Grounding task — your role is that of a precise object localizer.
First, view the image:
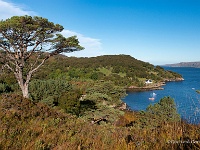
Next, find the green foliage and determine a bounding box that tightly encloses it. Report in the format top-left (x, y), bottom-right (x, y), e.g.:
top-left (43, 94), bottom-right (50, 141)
top-left (68, 68), bottom-right (81, 79)
top-left (0, 83), bottom-right (13, 93)
top-left (79, 100), bottom-right (97, 114)
top-left (27, 55), bottom-right (182, 88)
top-left (90, 72), bottom-right (99, 80)
top-left (86, 92), bottom-right (112, 102)
top-left (0, 72), bottom-right (16, 85)
top-left (146, 96), bottom-right (180, 122)
top-left (58, 90), bottom-right (81, 115)
top-left (85, 81), bottom-right (126, 105)
top-left (134, 97), bottom-right (181, 128)
top-left (29, 79), bottom-right (100, 116)
top-left (29, 79), bottom-right (72, 104)
top-left (116, 97), bottom-right (181, 130)
top-left (54, 80), bottom-right (126, 117)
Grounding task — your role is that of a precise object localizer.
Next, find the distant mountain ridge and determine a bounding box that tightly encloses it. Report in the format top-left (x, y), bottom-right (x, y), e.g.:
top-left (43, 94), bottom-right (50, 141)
top-left (165, 61), bottom-right (200, 68)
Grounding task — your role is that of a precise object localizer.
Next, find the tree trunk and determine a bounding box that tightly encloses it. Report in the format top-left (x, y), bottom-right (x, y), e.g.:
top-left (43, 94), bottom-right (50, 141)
top-left (15, 71), bottom-right (30, 99)
top-left (21, 84), bottom-right (29, 98)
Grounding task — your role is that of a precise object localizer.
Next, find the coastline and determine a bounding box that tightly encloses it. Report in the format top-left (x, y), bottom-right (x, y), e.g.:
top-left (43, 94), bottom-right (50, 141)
top-left (126, 78), bottom-right (184, 92)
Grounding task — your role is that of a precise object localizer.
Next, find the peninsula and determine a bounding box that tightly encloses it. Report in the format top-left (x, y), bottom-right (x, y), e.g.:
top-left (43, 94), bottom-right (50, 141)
top-left (165, 61), bottom-right (200, 68)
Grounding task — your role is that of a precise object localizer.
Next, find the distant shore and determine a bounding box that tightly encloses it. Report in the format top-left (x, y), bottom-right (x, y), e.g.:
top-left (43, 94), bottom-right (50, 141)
top-left (126, 78), bottom-right (184, 92)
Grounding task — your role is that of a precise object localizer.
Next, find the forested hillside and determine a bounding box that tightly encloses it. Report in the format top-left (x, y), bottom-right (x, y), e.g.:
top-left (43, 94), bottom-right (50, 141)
top-left (0, 53), bottom-right (181, 86)
top-left (34, 54), bottom-right (182, 87)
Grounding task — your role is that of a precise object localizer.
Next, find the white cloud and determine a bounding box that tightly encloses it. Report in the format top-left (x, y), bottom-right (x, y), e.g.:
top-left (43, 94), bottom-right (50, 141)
top-left (0, 0), bottom-right (36, 20)
top-left (62, 30), bottom-right (102, 51)
top-left (61, 30), bottom-right (104, 57)
top-left (0, 0), bottom-right (104, 57)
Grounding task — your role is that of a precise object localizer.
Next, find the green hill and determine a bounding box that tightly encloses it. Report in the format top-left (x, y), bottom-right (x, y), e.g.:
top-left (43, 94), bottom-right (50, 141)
top-left (1, 54), bottom-right (182, 88)
top-left (34, 54), bottom-right (183, 87)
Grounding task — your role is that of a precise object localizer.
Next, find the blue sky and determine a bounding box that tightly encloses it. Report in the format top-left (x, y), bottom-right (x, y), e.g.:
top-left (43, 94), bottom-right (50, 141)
top-left (0, 0), bottom-right (200, 65)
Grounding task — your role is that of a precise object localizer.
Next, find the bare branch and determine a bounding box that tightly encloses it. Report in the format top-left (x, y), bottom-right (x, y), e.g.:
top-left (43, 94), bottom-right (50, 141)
top-left (24, 41), bottom-right (42, 61)
top-left (1, 32), bottom-right (19, 53)
top-left (25, 53), bottom-right (50, 86)
top-left (4, 63), bottom-right (14, 73)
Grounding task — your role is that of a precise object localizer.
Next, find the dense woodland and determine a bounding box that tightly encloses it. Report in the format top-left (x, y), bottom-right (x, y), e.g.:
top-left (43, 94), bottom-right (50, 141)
top-left (0, 54), bottom-right (200, 149)
top-left (37, 54), bottom-right (182, 84)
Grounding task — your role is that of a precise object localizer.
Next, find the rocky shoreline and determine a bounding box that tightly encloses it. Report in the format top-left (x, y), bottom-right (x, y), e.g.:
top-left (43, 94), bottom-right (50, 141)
top-left (126, 78), bottom-right (184, 92)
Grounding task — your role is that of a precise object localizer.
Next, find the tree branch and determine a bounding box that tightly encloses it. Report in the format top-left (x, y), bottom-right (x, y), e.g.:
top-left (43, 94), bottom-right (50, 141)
top-left (4, 63), bottom-right (14, 73)
top-left (1, 32), bottom-right (19, 53)
top-left (30, 54), bottom-right (49, 73)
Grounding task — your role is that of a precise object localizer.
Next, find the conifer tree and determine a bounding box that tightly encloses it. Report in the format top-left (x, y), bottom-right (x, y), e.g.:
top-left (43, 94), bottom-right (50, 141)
top-left (0, 16), bottom-right (84, 98)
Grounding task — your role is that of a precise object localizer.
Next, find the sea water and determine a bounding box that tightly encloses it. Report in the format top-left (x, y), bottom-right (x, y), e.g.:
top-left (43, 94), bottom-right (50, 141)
top-left (123, 67), bottom-right (200, 124)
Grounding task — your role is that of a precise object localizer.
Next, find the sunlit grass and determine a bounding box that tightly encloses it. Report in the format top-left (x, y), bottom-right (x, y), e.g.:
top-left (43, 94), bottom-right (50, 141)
top-left (98, 67), bottom-right (112, 76)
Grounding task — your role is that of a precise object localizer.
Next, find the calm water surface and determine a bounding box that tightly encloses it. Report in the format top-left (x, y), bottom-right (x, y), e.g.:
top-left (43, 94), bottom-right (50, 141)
top-left (123, 67), bottom-right (200, 124)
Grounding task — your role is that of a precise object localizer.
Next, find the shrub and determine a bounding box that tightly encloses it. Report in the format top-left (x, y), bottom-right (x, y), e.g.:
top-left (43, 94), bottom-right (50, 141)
top-left (146, 96), bottom-right (180, 123)
top-left (58, 90), bottom-right (81, 115)
top-left (0, 83), bottom-right (13, 93)
top-left (29, 79), bottom-right (72, 105)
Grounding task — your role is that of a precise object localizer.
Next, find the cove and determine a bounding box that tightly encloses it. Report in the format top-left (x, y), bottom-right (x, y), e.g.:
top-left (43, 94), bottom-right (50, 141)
top-left (123, 67), bottom-right (200, 124)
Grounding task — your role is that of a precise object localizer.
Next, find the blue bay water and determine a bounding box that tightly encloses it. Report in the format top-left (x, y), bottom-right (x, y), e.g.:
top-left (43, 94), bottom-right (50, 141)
top-left (123, 67), bottom-right (200, 124)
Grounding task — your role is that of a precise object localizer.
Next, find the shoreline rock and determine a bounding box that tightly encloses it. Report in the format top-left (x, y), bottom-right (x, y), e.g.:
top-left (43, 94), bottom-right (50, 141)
top-left (126, 78), bottom-right (184, 92)
top-left (164, 77), bottom-right (184, 82)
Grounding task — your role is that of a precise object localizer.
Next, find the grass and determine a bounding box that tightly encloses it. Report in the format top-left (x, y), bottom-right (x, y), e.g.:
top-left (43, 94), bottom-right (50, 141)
top-left (98, 67), bottom-right (112, 76)
top-left (118, 72), bottom-right (126, 77)
top-left (98, 67), bottom-right (126, 78)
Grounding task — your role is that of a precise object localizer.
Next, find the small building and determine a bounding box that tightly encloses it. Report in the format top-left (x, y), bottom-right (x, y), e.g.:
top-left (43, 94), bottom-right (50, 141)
top-left (145, 79), bottom-right (153, 84)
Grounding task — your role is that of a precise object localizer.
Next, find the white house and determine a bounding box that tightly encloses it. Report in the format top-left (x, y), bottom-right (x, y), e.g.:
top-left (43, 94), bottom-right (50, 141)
top-left (145, 79), bottom-right (153, 84)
